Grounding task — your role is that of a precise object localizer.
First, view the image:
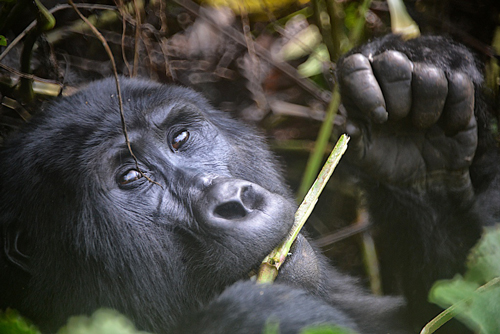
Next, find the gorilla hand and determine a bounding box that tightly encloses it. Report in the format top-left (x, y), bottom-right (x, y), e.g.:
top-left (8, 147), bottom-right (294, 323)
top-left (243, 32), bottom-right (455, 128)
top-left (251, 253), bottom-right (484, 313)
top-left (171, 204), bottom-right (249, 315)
top-left (338, 47), bottom-right (477, 197)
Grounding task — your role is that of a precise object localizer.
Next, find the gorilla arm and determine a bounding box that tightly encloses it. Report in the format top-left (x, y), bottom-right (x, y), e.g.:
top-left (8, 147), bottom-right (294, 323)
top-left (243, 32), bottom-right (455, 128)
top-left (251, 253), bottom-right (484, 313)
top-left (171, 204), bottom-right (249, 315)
top-left (337, 35), bottom-right (495, 327)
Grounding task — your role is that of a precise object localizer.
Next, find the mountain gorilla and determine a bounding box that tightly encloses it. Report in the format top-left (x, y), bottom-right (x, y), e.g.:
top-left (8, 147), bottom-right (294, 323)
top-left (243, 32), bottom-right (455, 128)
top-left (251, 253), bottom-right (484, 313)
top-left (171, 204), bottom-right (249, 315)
top-left (0, 35), bottom-right (498, 334)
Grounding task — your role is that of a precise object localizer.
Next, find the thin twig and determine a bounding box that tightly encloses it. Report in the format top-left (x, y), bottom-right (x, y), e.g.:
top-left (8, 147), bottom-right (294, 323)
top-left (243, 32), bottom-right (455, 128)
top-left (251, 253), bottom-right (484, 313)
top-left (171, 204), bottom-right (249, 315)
top-left (297, 85), bottom-right (341, 199)
top-left (68, 0), bottom-right (162, 188)
top-left (115, 0), bottom-right (132, 75)
top-left (0, 62), bottom-right (62, 86)
top-left (240, 4), bottom-right (267, 111)
top-left (142, 24), bottom-right (173, 80)
top-left (172, 0), bottom-right (331, 104)
top-left (0, 3), bottom-right (116, 63)
top-left (131, 0), bottom-right (142, 77)
top-left (314, 218), bottom-right (370, 247)
top-left (420, 277), bottom-right (500, 334)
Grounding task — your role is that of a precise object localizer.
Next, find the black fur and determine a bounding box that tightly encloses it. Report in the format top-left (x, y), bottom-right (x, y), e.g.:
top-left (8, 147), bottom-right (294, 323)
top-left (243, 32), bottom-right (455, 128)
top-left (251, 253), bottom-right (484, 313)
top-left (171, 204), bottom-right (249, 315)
top-left (0, 78), bottom-right (298, 332)
top-left (2, 77), bottom-right (397, 333)
top-left (339, 35), bottom-right (500, 331)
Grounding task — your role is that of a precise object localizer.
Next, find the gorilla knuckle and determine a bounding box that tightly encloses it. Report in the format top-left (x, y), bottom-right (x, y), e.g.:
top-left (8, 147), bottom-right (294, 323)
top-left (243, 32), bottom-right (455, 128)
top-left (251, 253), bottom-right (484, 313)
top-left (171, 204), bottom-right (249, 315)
top-left (372, 50), bottom-right (413, 83)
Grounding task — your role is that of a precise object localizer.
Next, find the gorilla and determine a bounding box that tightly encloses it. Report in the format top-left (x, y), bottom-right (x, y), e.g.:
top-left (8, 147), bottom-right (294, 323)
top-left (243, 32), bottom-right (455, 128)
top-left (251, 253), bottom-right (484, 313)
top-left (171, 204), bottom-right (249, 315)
top-left (0, 35), bottom-right (498, 334)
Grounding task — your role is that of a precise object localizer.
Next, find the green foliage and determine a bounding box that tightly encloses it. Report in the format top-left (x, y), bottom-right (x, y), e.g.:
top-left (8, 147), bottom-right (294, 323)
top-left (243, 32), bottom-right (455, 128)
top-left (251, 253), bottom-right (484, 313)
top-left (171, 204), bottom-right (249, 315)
top-left (1, 308), bottom-right (151, 334)
top-left (301, 324), bottom-right (358, 334)
top-left (202, 0), bottom-right (302, 15)
top-left (343, 2), bottom-right (362, 33)
top-left (386, 0), bottom-right (420, 38)
top-left (0, 309), bottom-right (41, 334)
top-left (263, 318), bottom-right (280, 334)
top-left (428, 225), bottom-right (500, 334)
top-left (297, 44), bottom-right (329, 78)
top-left (279, 23), bottom-right (322, 62)
top-left (0, 35), bottom-right (6, 46)
top-left (485, 27), bottom-right (500, 97)
top-left (33, 0), bottom-right (56, 31)
top-left (466, 226), bottom-right (500, 283)
top-left (57, 309), bottom-right (151, 334)
top-left (263, 320), bottom-right (358, 334)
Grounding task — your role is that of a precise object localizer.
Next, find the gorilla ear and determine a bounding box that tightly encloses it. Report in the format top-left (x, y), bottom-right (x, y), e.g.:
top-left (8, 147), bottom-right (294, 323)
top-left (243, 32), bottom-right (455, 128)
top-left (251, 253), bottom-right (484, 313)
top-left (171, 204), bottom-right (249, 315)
top-left (3, 225), bottom-right (31, 273)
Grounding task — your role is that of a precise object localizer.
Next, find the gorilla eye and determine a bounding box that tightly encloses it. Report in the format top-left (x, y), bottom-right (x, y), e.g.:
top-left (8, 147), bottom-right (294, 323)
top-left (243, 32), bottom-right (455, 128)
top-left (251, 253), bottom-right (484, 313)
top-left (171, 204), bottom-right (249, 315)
top-left (172, 130), bottom-right (190, 151)
top-left (120, 169), bottom-right (142, 185)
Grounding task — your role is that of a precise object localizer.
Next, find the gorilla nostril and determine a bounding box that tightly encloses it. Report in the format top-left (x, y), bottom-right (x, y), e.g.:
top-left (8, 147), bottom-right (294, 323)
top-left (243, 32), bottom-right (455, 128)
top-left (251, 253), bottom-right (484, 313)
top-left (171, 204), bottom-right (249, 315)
top-left (214, 201), bottom-right (248, 220)
top-left (240, 185), bottom-right (263, 210)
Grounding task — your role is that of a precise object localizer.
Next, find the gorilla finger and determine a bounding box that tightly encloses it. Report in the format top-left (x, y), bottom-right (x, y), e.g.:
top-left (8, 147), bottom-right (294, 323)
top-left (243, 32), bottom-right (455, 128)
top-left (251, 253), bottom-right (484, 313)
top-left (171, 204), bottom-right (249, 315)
top-left (372, 51), bottom-right (413, 121)
top-left (339, 54), bottom-right (387, 123)
top-left (345, 119), bottom-right (365, 160)
top-left (440, 72), bottom-right (474, 136)
top-left (411, 63), bottom-right (448, 128)
top-left (453, 115), bottom-right (478, 169)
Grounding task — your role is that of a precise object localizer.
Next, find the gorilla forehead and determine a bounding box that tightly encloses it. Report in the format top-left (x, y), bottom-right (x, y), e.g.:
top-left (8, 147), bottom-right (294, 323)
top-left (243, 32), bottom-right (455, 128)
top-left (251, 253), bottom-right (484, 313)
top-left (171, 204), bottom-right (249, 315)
top-left (14, 78), bottom-right (236, 178)
top-left (38, 77), bottom-right (223, 141)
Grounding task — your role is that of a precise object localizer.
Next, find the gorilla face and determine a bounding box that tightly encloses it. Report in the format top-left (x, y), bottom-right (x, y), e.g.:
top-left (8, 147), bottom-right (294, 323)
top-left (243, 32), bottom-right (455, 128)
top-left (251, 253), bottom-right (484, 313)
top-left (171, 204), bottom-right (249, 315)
top-left (0, 77), bottom-right (298, 333)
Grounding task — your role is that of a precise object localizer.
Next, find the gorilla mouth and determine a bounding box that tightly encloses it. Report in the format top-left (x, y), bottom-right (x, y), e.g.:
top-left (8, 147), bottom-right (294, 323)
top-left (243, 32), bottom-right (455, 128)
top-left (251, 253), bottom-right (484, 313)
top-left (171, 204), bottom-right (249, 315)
top-left (246, 234), bottom-right (321, 294)
top-left (274, 235), bottom-right (322, 291)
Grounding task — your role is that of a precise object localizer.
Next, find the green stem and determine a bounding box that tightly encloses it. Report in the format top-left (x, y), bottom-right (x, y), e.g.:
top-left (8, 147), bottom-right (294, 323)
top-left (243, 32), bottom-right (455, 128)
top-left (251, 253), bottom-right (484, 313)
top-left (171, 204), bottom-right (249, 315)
top-left (297, 84), bottom-right (341, 200)
top-left (420, 277), bottom-right (500, 334)
top-left (325, 0), bottom-right (343, 61)
top-left (387, 0), bottom-right (420, 39)
top-left (33, 0), bottom-right (56, 31)
top-left (19, 29), bottom-right (38, 101)
top-left (257, 134), bottom-right (349, 283)
top-left (346, 0), bottom-right (372, 50)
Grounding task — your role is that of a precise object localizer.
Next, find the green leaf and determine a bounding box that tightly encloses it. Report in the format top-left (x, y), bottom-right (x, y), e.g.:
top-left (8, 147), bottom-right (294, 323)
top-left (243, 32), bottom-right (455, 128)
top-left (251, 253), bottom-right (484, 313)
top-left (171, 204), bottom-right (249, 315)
top-left (297, 44), bottom-right (330, 78)
top-left (57, 309), bottom-right (151, 334)
top-left (279, 24), bottom-right (322, 61)
top-left (301, 324), bottom-right (358, 334)
top-left (466, 225), bottom-right (500, 283)
top-left (0, 35), bottom-right (6, 46)
top-left (262, 318), bottom-right (358, 334)
top-left (427, 225), bottom-right (500, 334)
top-left (430, 276), bottom-right (478, 306)
top-left (202, 0), bottom-right (301, 15)
top-left (431, 278), bottom-right (500, 334)
top-left (263, 319), bottom-right (280, 334)
top-left (0, 309), bottom-right (41, 334)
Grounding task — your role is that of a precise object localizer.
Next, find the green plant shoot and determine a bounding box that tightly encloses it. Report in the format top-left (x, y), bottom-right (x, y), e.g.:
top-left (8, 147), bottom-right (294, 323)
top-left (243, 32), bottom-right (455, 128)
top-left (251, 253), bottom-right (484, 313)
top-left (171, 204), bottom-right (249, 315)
top-left (257, 134), bottom-right (350, 283)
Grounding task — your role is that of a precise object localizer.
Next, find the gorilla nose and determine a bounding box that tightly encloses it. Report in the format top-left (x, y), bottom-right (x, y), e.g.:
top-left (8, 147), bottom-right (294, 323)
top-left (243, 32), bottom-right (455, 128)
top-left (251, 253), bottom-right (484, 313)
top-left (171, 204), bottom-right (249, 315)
top-left (196, 178), bottom-right (267, 226)
top-left (213, 183), bottom-right (260, 219)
